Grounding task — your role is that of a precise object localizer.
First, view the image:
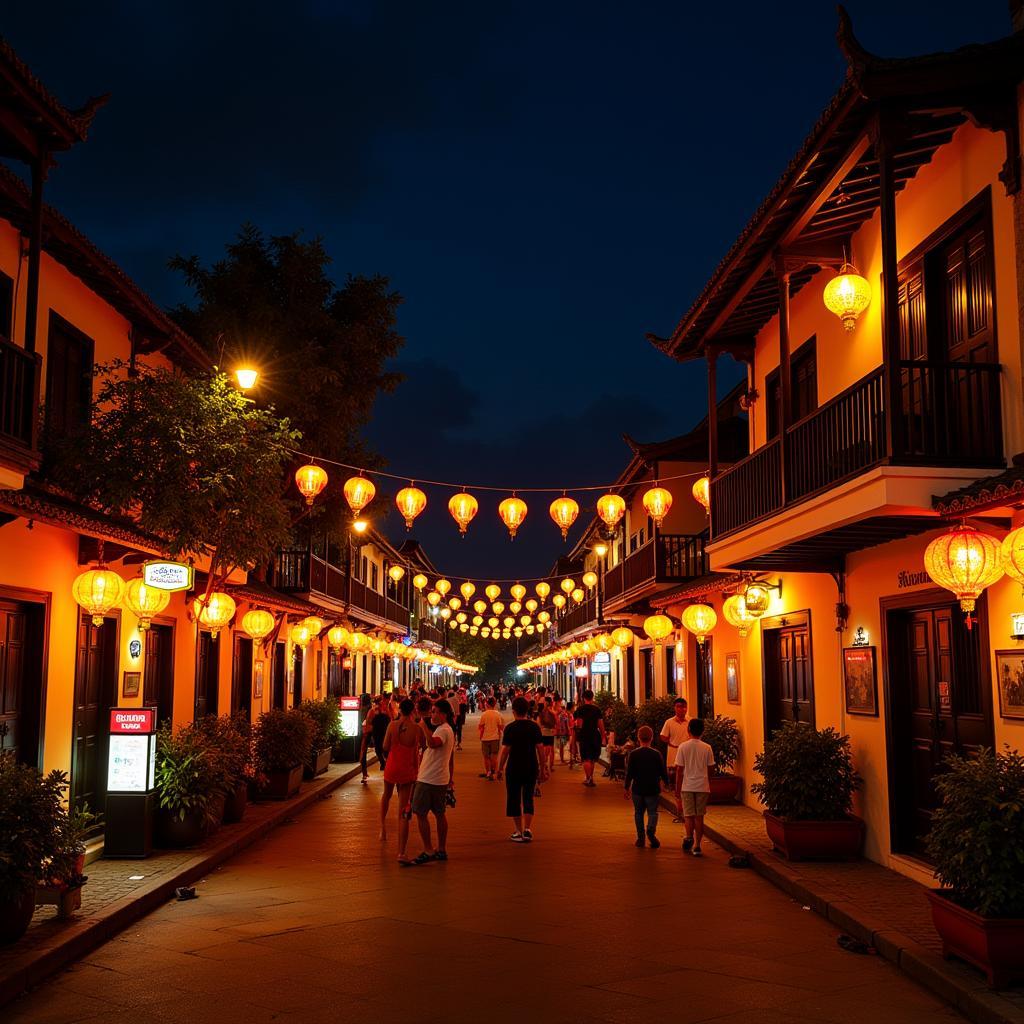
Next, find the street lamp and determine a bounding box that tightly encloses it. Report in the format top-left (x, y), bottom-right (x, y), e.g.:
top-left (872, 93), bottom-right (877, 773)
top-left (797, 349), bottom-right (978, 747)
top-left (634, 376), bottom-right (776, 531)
top-left (234, 367), bottom-right (259, 390)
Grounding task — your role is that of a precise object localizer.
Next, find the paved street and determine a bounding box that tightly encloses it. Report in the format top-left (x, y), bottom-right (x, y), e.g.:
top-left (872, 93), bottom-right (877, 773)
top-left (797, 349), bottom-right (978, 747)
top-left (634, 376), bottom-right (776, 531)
top-left (10, 722), bottom-right (963, 1024)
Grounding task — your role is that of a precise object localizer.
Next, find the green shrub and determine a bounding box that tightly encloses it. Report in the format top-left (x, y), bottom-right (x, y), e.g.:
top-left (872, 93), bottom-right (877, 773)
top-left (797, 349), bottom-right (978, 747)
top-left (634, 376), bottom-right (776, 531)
top-left (606, 699), bottom-right (638, 743)
top-left (592, 690), bottom-right (616, 717)
top-left (191, 713), bottom-right (251, 793)
top-left (300, 697), bottom-right (343, 753)
top-left (751, 722), bottom-right (861, 821)
top-left (926, 746), bottom-right (1024, 918)
top-left (155, 725), bottom-right (217, 823)
top-left (254, 708), bottom-right (315, 773)
top-left (703, 715), bottom-right (740, 775)
top-left (636, 697), bottom-right (678, 735)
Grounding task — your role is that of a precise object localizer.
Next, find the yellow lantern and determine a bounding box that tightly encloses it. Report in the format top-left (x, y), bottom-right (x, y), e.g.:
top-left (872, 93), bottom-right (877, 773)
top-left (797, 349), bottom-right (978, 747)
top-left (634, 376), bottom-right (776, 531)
top-left (427, 591), bottom-right (442, 607)
top-left (924, 524), bottom-right (1003, 615)
top-left (440, 607), bottom-right (452, 620)
top-left (343, 474), bottom-right (376, 514)
top-left (412, 573), bottom-right (428, 592)
top-left (388, 564), bottom-right (406, 583)
top-left (681, 603), bottom-right (717, 647)
top-left (560, 578), bottom-right (575, 594)
top-left (1001, 527), bottom-right (1024, 592)
top-left (582, 571), bottom-right (598, 589)
top-left (723, 593), bottom-right (756, 638)
top-left (488, 617), bottom-right (499, 628)
top-left (503, 616), bottom-right (515, 628)
top-left (537, 610), bottom-right (551, 623)
top-left (526, 625), bottom-right (535, 635)
top-left (520, 614), bottom-right (531, 626)
top-left (473, 600), bottom-right (487, 615)
top-left (327, 624), bottom-right (349, 650)
top-left (502, 629), bottom-right (511, 639)
top-left (492, 601), bottom-right (505, 615)
top-left (73, 567), bottom-right (126, 626)
top-left (552, 594), bottom-right (567, 609)
top-left (396, 484), bottom-right (427, 530)
top-left (482, 627), bottom-right (491, 638)
top-left (124, 578), bottom-right (170, 630)
top-left (549, 495), bottom-right (580, 539)
top-left (448, 491), bottom-right (479, 535)
top-left (436, 579), bottom-right (452, 597)
top-left (498, 495), bottom-right (528, 539)
top-left (525, 598), bottom-right (538, 612)
top-left (470, 626), bottom-right (479, 636)
top-left (485, 584), bottom-right (501, 602)
top-left (514, 628), bottom-right (523, 638)
top-left (460, 623), bottom-right (469, 633)
top-left (192, 592), bottom-right (236, 638)
top-left (823, 262), bottom-right (871, 332)
top-left (743, 581), bottom-right (770, 617)
top-left (596, 633), bottom-right (613, 652)
top-left (571, 588), bottom-right (585, 604)
top-left (597, 493), bottom-right (626, 529)
top-left (692, 474), bottom-right (710, 514)
top-left (510, 583), bottom-right (526, 602)
top-left (643, 614), bottom-right (674, 644)
top-left (460, 581), bottom-right (476, 601)
top-left (536, 622), bottom-right (546, 633)
top-left (612, 626), bottom-right (634, 648)
top-left (289, 623), bottom-right (311, 648)
top-left (456, 612), bottom-right (467, 623)
top-left (448, 596), bottom-right (462, 611)
top-left (642, 484), bottom-right (673, 527)
top-left (295, 464), bottom-right (328, 505)
top-left (302, 615), bottom-right (325, 637)
top-left (509, 601), bottom-right (522, 614)
top-left (242, 608), bottom-right (277, 643)
top-left (472, 615), bottom-right (483, 626)
top-left (535, 581), bottom-right (551, 602)
top-left (348, 631), bottom-right (368, 652)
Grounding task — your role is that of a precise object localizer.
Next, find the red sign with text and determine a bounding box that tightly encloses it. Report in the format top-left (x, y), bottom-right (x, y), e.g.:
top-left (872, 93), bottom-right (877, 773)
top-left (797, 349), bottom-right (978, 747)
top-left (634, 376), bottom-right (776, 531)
top-left (339, 697), bottom-right (361, 711)
top-left (110, 708), bottom-right (156, 734)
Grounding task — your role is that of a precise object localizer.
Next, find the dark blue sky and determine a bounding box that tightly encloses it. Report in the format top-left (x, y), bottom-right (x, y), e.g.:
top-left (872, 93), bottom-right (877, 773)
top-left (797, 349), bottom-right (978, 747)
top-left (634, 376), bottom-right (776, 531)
top-left (6, 1), bottom-right (1010, 579)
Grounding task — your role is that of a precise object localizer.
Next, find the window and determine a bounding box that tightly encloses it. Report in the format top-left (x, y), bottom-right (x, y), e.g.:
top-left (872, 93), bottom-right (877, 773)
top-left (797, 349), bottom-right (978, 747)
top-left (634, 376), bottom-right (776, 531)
top-left (0, 272), bottom-right (12, 340)
top-left (45, 313), bottom-right (94, 442)
top-left (766, 336), bottom-right (817, 439)
top-left (370, 562), bottom-right (379, 592)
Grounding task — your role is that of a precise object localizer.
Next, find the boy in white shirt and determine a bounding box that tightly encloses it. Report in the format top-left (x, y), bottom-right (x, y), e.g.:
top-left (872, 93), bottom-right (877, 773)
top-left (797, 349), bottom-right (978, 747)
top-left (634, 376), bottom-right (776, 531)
top-left (673, 718), bottom-right (715, 857)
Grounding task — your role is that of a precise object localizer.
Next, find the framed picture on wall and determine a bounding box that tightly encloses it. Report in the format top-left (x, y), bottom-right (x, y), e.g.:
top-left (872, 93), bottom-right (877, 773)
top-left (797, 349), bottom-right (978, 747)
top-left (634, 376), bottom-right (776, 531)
top-left (995, 650), bottom-right (1024, 719)
top-left (253, 661), bottom-right (264, 699)
top-left (843, 646), bottom-right (878, 715)
top-left (725, 652), bottom-right (740, 704)
top-left (122, 671), bottom-right (141, 699)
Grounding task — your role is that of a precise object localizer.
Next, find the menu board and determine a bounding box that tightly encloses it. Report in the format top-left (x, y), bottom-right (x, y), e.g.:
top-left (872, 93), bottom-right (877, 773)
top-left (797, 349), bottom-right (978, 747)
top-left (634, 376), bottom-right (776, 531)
top-left (108, 734), bottom-right (151, 792)
top-left (339, 697), bottom-right (361, 740)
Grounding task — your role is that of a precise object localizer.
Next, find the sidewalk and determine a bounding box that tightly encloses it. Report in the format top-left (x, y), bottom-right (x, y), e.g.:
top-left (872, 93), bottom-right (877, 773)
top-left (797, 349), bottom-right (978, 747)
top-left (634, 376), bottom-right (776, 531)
top-left (0, 758), bottom-right (372, 1008)
top-left (660, 790), bottom-right (1024, 1024)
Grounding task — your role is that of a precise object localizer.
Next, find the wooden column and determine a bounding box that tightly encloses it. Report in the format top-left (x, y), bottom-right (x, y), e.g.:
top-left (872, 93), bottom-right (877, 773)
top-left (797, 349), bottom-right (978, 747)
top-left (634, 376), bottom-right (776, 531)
top-left (775, 258), bottom-right (792, 504)
top-left (23, 155), bottom-right (46, 354)
top-left (706, 346), bottom-right (719, 480)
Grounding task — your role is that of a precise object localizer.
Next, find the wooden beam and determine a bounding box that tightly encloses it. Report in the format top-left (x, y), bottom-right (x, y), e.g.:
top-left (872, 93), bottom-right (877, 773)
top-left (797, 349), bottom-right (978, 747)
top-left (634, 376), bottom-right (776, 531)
top-left (707, 350), bottom-right (718, 481)
top-left (775, 257), bottom-right (792, 507)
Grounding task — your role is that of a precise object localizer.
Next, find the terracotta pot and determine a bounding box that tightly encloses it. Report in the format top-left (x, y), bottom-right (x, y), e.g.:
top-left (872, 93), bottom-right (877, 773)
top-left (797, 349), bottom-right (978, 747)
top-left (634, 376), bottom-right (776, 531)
top-left (257, 764), bottom-right (303, 800)
top-left (156, 808), bottom-right (208, 849)
top-left (304, 746), bottom-right (332, 780)
top-left (222, 781), bottom-right (248, 824)
top-left (927, 889), bottom-right (1024, 989)
top-left (0, 887), bottom-right (35, 945)
top-left (708, 773), bottom-right (742, 804)
top-left (763, 811), bottom-right (864, 861)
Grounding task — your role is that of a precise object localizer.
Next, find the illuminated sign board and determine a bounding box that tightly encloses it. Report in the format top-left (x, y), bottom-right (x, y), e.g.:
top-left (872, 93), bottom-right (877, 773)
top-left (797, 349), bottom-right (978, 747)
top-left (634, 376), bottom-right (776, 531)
top-left (142, 561), bottom-right (194, 592)
top-left (338, 696), bottom-right (361, 739)
top-left (107, 708), bottom-right (157, 793)
top-left (590, 651), bottom-right (611, 675)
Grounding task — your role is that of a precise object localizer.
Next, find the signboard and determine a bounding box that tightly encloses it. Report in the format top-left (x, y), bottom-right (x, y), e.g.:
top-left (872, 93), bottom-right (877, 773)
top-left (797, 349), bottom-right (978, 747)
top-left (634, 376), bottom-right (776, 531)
top-left (938, 680), bottom-right (951, 710)
top-left (339, 696), bottom-right (361, 739)
top-left (110, 708), bottom-right (155, 734)
top-left (142, 560), bottom-right (194, 592)
top-left (108, 708), bottom-right (157, 793)
top-left (590, 651), bottom-right (611, 675)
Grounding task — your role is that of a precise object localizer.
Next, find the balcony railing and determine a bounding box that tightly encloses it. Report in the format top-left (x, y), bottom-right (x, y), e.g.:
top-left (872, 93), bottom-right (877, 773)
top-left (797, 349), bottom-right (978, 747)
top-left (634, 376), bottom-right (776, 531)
top-left (417, 618), bottom-right (444, 647)
top-left (273, 549), bottom-right (410, 629)
top-left (556, 593), bottom-right (598, 637)
top-left (0, 337), bottom-right (41, 470)
top-left (603, 533), bottom-right (707, 606)
top-left (711, 360), bottom-right (1004, 538)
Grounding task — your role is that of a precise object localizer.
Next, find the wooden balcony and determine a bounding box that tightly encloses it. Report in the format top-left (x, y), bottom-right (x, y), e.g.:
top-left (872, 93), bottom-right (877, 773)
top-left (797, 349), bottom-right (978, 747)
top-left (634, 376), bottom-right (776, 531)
top-left (273, 549), bottom-right (410, 630)
top-left (417, 617), bottom-right (444, 647)
top-left (0, 337), bottom-right (42, 474)
top-left (555, 592), bottom-right (598, 637)
top-left (711, 361), bottom-right (1004, 539)
top-left (603, 533), bottom-right (708, 608)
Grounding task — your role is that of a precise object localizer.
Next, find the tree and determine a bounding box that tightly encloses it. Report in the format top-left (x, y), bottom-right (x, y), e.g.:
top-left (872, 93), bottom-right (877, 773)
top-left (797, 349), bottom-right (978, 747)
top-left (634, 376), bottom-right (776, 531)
top-left (447, 631), bottom-right (518, 681)
top-left (51, 363), bottom-right (300, 587)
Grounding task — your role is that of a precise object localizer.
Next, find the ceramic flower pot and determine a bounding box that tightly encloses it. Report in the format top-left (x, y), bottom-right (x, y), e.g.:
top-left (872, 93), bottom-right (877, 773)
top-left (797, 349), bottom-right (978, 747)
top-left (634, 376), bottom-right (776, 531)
top-left (258, 764), bottom-right (302, 800)
top-left (708, 773), bottom-right (742, 804)
top-left (763, 811), bottom-right (864, 860)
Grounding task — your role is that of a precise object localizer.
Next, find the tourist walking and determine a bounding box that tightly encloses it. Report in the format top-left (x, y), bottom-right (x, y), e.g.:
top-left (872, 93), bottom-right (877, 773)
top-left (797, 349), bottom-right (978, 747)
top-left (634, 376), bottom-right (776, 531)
top-left (497, 696), bottom-right (546, 842)
top-left (478, 696), bottom-right (504, 780)
top-left (405, 699), bottom-right (456, 866)
top-left (538, 695), bottom-right (558, 776)
top-left (674, 718), bottom-right (715, 856)
top-left (370, 695), bottom-right (393, 771)
top-left (358, 693), bottom-right (374, 784)
top-left (573, 689), bottom-right (607, 787)
top-left (623, 726), bottom-right (668, 848)
top-left (381, 698), bottom-right (419, 860)
top-left (659, 697), bottom-right (689, 818)
top-left (554, 696), bottom-right (571, 765)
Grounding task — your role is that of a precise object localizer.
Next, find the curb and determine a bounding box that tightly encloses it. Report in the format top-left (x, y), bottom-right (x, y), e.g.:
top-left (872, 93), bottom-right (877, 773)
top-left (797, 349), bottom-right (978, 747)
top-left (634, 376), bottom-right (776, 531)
top-left (0, 759), bottom-right (372, 1009)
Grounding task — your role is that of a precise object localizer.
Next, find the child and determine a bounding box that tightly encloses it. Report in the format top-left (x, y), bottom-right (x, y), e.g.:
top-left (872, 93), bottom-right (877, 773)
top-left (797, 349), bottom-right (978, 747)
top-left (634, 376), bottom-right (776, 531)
top-left (674, 718), bottom-right (715, 856)
top-left (623, 726), bottom-right (669, 848)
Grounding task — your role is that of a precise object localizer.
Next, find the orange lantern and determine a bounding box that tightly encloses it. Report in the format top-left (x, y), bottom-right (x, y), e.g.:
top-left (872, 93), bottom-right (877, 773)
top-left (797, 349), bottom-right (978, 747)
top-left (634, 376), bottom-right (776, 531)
top-left (596, 493), bottom-right (626, 529)
top-left (552, 594), bottom-right (567, 609)
top-left (571, 588), bottom-right (585, 604)
top-left (643, 614), bottom-right (674, 644)
top-left (124, 578), bottom-right (170, 630)
top-left (343, 474), bottom-right (375, 514)
top-left (681, 603), bottom-right (717, 647)
top-left (549, 495), bottom-right (579, 539)
top-left (242, 608), bottom-right (276, 643)
top-left (535, 581), bottom-right (550, 602)
top-left (448, 491), bottom-right (478, 535)
top-left (560, 578), bottom-right (575, 595)
top-left (295, 464), bottom-right (328, 505)
top-left (498, 495), bottom-right (528, 539)
top-left (427, 591), bottom-right (442, 607)
top-left (582, 571), bottom-right (598, 589)
top-left (642, 484), bottom-right (672, 527)
top-left (396, 484), bottom-right (427, 530)
top-left (492, 601), bottom-right (505, 615)
top-left (510, 583), bottom-right (526, 602)
top-left (388, 564), bottom-right (405, 583)
top-left (473, 600), bottom-right (487, 615)
top-left (460, 581), bottom-right (476, 601)
top-left (485, 584), bottom-right (501, 602)
top-left (692, 474), bottom-right (710, 514)
top-left (612, 626), bottom-right (634, 648)
top-left (924, 524), bottom-right (1003, 618)
top-left (193, 592), bottom-right (236, 638)
top-left (72, 567), bottom-right (125, 626)
top-left (723, 593), bottom-right (756, 638)
top-left (435, 579), bottom-right (452, 597)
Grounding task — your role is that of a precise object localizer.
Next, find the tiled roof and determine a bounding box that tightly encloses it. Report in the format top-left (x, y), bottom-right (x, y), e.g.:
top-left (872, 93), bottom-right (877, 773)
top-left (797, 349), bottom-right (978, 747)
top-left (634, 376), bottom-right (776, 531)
top-left (932, 467), bottom-right (1024, 517)
top-left (649, 573), bottom-right (745, 608)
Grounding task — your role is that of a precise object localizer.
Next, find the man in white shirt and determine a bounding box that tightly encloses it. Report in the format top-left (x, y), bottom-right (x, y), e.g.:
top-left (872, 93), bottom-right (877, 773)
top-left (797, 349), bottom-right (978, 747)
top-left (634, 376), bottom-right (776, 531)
top-left (478, 697), bottom-right (505, 780)
top-left (659, 698), bottom-right (689, 815)
top-left (406, 700), bottom-right (456, 866)
top-left (673, 718), bottom-right (715, 856)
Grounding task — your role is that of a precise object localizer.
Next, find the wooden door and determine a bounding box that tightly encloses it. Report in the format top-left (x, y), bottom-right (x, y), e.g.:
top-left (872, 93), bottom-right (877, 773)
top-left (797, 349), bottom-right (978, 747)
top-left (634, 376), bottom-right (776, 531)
top-left (195, 631), bottom-right (220, 719)
top-left (696, 637), bottom-right (714, 719)
top-left (625, 648), bottom-right (636, 706)
top-left (272, 642), bottom-right (287, 710)
top-left (231, 636), bottom-right (253, 718)
top-left (327, 649), bottom-right (342, 698)
top-left (71, 615), bottom-right (118, 813)
top-left (764, 623), bottom-right (813, 736)
top-left (292, 647), bottom-right (304, 707)
top-left (641, 648), bottom-right (654, 702)
top-left (45, 314), bottom-right (93, 443)
top-left (665, 644), bottom-right (676, 697)
top-left (143, 623), bottom-right (174, 726)
top-left (888, 601), bottom-right (993, 856)
top-left (0, 599), bottom-right (43, 765)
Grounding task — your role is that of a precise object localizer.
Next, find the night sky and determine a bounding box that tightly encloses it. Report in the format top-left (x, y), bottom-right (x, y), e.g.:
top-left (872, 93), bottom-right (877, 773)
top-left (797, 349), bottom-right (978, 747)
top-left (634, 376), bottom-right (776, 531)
top-left (5, 1), bottom-right (1010, 582)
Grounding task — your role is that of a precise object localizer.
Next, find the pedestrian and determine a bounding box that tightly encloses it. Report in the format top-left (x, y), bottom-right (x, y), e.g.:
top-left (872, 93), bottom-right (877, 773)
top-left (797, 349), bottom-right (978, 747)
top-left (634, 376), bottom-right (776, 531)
top-left (381, 698), bottom-right (419, 860)
top-left (456, 688), bottom-right (468, 750)
top-left (496, 696), bottom-right (546, 842)
top-left (404, 699), bottom-right (456, 866)
top-left (674, 718), bottom-right (715, 856)
top-left (573, 689), bottom-right (607, 787)
top-left (554, 696), bottom-right (571, 765)
top-left (370, 694), bottom-right (392, 771)
top-left (478, 696), bottom-right (504, 780)
top-left (358, 693), bottom-right (374, 784)
top-left (623, 725), bottom-right (668, 848)
top-left (538, 695), bottom-right (558, 777)
top-left (658, 697), bottom-right (689, 819)
top-left (565, 700), bottom-right (579, 768)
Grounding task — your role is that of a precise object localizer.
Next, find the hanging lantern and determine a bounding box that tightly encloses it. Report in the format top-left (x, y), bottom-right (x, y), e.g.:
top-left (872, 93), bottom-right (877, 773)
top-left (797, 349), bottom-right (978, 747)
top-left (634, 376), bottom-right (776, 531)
top-left (488, 616), bottom-right (500, 628)
top-left (597, 493), bottom-right (626, 529)
top-left (243, 608), bottom-right (277, 643)
top-left (440, 608), bottom-right (452, 620)
top-left (509, 600), bottom-right (522, 614)
top-left (73, 567), bottom-right (126, 626)
top-left (692, 474), bottom-right (711, 514)
top-left (571, 587), bottom-right (585, 604)
top-left (823, 262), bottom-right (871, 332)
top-left (327, 624), bottom-right (349, 650)
top-left (448, 492), bottom-right (479, 535)
top-left (525, 598), bottom-right (538, 613)
top-left (427, 591), bottom-right (442, 607)
top-left (492, 601), bottom-right (505, 615)
top-left (596, 633), bottom-right (613, 652)
top-left (1001, 527), bottom-right (1024, 594)
top-left (520, 614), bottom-right (531, 626)
top-left (552, 594), bottom-right (567, 609)
top-left (395, 484), bottom-right (427, 530)
top-left (536, 622), bottom-right (546, 633)
top-left (643, 614), bottom-right (674, 644)
top-left (303, 615), bottom-right (325, 637)
top-left (485, 584), bottom-right (501, 602)
top-left (448, 596), bottom-right (462, 611)
top-left (343, 475), bottom-right (376, 514)
top-left (348, 631), bottom-right (368, 652)
top-left (473, 600), bottom-right (487, 615)
top-left (295, 464), bottom-right (328, 506)
top-left (498, 495), bottom-right (528, 539)
top-left (743, 581), bottom-right (771, 617)
top-left (560, 578), bottom-right (575, 595)
top-left (642, 484), bottom-right (673, 527)
top-left (549, 495), bottom-right (580, 539)
top-left (470, 626), bottom-right (479, 636)
top-left (388, 565), bottom-right (406, 583)
top-left (723, 593), bottom-right (756, 638)
top-left (460, 623), bottom-right (469, 633)
top-left (502, 630), bottom-right (511, 639)
top-left (514, 628), bottom-right (523, 638)
top-left (582, 571), bottom-right (598, 589)
top-left (681, 603), bottom-right (717, 647)
top-left (412, 573), bottom-right (428, 591)
top-left (503, 616), bottom-right (515, 628)
top-left (435, 579), bottom-right (452, 597)
top-left (482, 627), bottom-right (491, 637)
top-left (460, 581), bottom-right (476, 601)
top-left (456, 612), bottom-right (467, 623)
top-left (371, 636), bottom-right (386, 656)
top-left (510, 583), bottom-right (526, 602)
top-left (924, 524), bottom-right (1003, 618)
top-left (124, 578), bottom-right (170, 630)
top-left (535, 581), bottom-right (551, 602)
top-left (289, 623), bottom-right (311, 648)
top-left (193, 592), bottom-right (237, 638)
top-left (537, 610), bottom-right (551, 624)
top-left (525, 625), bottom-right (535, 635)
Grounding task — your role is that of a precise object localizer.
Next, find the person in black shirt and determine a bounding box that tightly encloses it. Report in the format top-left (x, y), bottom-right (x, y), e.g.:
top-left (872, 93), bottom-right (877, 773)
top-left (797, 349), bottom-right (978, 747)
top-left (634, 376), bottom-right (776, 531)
top-left (623, 726), bottom-right (669, 847)
top-left (497, 696), bottom-right (546, 842)
top-left (573, 689), bottom-right (607, 787)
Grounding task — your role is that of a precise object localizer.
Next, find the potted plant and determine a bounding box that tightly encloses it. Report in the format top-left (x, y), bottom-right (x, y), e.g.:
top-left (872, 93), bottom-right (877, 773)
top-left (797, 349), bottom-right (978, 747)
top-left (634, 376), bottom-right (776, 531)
top-left (925, 746), bottom-right (1024, 989)
top-left (751, 722), bottom-right (864, 860)
top-left (636, 696), bottom-right (678, 761)
top-left (253, 708), bottom-right (314, 799)
top-left (37, 803), bottom-right (99, 921)
top-left (154, 724), bottom-right (216, 847)
top-left (300, 698), bottom-right (340, 779)
top-left (193, 713), bottom-right (251, 824)
top-left (703, 715), bottom-right (742, 804)
top-left (0, 756), bottom-right (68, 944)
top-left (606, 699), bottom-right (638, 747)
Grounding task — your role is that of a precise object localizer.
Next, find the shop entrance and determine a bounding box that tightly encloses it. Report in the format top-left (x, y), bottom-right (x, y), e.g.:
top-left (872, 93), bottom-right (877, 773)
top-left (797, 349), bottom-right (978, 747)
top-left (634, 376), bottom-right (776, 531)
top-left (195, 630), bottom-right (219, 718)
top-left (144, 621), bottom-right (174, 726)
top-left (883, 592), bottom-right (994, 857)
top-left (625, 647), bottom-right (636, 705)
top-left (762, 613), bottom-right (814, 737)
top-left (272, 641), bottom-right (287, 709)
top-left (0, 595), bottom-right (46, 767)
top-left (231, 635), bottom-right (253, 718)
top-left (695, 636), bottom-right (714, 718)
top-left (71, 614), bottom-right (118, 814)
